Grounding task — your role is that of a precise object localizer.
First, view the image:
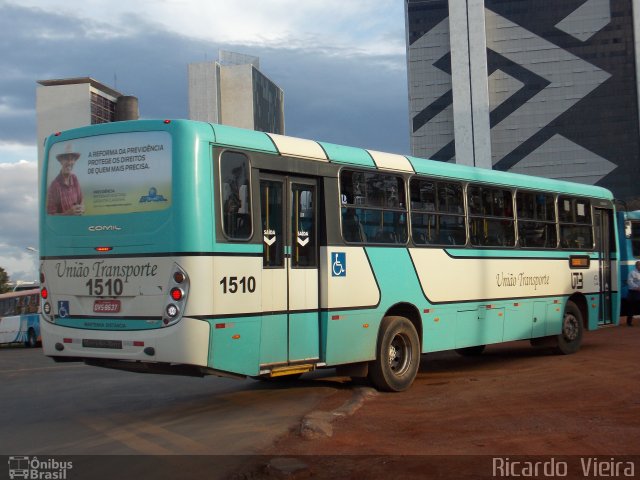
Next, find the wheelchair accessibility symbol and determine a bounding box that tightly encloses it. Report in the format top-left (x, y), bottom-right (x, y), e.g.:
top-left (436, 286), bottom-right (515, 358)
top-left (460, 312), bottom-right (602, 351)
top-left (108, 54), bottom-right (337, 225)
top-left (58, 301), bottom-right (70, 318)
top-left (332, 252), bottom-right (346, 277)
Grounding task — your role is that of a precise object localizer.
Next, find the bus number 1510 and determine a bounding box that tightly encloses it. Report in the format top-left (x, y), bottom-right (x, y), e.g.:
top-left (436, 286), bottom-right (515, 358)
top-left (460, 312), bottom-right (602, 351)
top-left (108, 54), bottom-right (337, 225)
top-left (220, 276), bottom-right (256, 294)
top-left (86, 278), bottom-right (124, 296)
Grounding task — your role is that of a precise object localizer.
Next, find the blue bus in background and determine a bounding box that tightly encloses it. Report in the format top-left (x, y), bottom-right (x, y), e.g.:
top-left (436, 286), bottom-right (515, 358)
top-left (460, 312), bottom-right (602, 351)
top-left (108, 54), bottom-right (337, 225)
top-left (39, 120), bottom-right (619, 391)
top-left (617, 210), bottom-right (640, 316)
top-left (0, 288), bottom-right (41, 347)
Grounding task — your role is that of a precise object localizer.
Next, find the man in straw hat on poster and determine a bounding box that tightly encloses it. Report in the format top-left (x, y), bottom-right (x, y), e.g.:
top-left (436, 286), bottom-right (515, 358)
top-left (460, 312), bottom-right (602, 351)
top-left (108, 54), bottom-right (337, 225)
top-left (46, 143), bottom-right (85, 215)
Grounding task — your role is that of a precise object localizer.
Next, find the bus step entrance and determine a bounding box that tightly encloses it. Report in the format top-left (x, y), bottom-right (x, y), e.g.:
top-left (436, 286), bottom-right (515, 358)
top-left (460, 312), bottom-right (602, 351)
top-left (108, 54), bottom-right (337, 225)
top-left (267, 364), bottom-right (315, 378)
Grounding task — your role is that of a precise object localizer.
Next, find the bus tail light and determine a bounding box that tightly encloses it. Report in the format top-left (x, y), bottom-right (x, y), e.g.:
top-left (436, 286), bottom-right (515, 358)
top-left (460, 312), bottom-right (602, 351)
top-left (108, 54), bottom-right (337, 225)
top-left (40, 262), bottom-right (55, 324)
top-left (173, 272), bottom-right (185, 283)
top-left (170, 288), bottom-right (183, 301)
top-left (162, 264), bottom-right (189, 327)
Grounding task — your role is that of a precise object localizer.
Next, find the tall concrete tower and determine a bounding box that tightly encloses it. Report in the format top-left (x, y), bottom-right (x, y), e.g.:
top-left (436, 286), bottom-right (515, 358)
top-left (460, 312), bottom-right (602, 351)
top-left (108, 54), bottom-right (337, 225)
top-left (188, 50), bottom-right (285, 134)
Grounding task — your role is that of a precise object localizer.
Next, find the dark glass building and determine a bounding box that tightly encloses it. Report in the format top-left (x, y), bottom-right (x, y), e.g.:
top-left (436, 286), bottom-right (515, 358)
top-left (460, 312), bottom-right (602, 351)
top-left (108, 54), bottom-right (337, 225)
top-left (406, 0), bottom-right (640, 201)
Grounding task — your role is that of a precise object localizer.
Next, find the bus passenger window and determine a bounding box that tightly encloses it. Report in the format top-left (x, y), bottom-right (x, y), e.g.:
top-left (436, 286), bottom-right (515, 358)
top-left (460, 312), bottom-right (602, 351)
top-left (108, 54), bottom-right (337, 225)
top-left (220, 151), bottom-right (252, 240)
top-left (468, 185), bottom-right (515, 247)
top-left (558, 196), bottom-right (593, 250)
top-left (410, 178), bottom-right (465, 246)
top-left (342, 208), bottom-right (367, 242)
top-left (516, 191), bottom-right (557, 248)
top-left (339, 170), bottom-right (407, 244)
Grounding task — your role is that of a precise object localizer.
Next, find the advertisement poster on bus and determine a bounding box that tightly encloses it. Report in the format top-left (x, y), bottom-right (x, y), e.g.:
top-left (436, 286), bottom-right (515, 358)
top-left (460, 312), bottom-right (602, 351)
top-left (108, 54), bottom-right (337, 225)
top-left (46, 131), bottom-right (172, 216)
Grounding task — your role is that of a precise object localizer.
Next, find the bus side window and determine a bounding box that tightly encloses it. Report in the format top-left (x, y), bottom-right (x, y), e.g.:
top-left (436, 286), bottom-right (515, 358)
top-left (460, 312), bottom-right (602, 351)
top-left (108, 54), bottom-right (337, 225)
top-left (220, 151), bottom-right (252, 240)
top-left (28, 294), bottom-right (38, 314)
top-left (411, 178), bottom-right (465, 246)
top-left (339, 169), bottom-right (407, 244)
top-left (468, 185), bottom-right (514, 248)
top-left (342, 208), bottom-right (367, 242)
top-left (558, 196), bottom-right (593, 250)
top-left (516, 191), bottom-right (557, 249)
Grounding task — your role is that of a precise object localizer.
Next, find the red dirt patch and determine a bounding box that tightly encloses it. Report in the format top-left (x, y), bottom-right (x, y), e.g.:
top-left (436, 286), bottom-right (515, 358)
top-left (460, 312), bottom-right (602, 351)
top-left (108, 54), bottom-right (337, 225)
top-left (238, 323), bottom-right (640, 479)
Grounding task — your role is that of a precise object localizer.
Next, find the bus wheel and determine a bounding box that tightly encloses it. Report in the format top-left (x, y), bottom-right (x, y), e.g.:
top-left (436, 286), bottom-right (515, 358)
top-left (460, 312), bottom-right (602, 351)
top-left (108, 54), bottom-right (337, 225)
top-left (368, 316), bottom-right (420, 392)
top-left (25, 328), bottom-right (37, 348)
top-left (455, 345), bottom-right (486, 356)
top-left (554, 301), bottom-right (583, 355)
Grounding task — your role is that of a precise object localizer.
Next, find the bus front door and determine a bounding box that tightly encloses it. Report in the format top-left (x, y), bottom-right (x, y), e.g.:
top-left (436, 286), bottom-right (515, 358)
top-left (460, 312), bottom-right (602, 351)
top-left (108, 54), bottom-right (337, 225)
top-left (594, 208), bottom-right (614, 325)
top-left (260, 175), bottom-right (320, 369)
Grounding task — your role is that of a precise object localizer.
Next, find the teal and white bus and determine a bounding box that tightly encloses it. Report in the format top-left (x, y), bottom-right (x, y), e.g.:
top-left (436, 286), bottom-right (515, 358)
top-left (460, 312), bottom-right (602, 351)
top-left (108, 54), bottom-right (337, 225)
top-left (39, 120), bottom-right (618, 391)
top-left (0, 288), bottom-right (41, 347)
top-left (617, 210), bottom-right (640, 316)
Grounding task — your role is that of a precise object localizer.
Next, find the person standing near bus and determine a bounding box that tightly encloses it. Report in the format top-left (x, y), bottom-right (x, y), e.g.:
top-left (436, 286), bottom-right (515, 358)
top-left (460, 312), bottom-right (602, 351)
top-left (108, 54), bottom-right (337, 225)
top-left (47, 144), bottom-right (84, 215)
top-left (626, 261), bottom-right (640, 326)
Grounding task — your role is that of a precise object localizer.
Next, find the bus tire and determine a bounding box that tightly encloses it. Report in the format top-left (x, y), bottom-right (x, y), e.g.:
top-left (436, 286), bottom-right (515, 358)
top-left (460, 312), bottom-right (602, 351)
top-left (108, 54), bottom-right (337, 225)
top-left (554, 301), bottom-right (583, 355)
top-left (455, 345), bottom-right (486, 356)
top-left (25, 328), bottom-right (37, 348)
top-left (368, 316), bottom-right (420, 392)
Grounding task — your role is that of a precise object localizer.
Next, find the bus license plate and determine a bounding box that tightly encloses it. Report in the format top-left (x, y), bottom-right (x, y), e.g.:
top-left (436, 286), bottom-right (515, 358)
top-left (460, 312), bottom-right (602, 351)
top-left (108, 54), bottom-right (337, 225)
top-left (93, 299), bottom-right (121, 313)
top-left (82, 339), bottom-right (123, 349)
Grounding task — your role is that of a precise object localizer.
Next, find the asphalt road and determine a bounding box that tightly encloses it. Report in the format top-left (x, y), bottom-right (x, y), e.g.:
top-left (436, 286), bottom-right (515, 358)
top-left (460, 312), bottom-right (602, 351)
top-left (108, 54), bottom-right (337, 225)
top-left (6, 326), bottom-right (637, 479)
top-left (0, 346), bottom-right (342, 456)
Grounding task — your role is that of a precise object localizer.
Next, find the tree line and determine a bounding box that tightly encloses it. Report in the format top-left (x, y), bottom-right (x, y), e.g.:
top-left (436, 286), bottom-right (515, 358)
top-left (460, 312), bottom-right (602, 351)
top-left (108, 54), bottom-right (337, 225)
top-left (0, 266), bottom-right (11, 293)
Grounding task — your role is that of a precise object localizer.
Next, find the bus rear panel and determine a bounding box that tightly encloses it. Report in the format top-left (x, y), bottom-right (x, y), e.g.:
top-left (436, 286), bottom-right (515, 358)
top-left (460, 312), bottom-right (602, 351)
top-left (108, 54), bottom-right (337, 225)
top-left (40, 122), bottom-right (216, 374)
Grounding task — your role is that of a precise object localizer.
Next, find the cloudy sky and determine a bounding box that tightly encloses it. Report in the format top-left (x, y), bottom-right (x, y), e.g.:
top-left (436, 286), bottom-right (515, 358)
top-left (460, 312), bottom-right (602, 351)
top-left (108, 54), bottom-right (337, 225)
top-left (0, 0), bottom-right (409, 281)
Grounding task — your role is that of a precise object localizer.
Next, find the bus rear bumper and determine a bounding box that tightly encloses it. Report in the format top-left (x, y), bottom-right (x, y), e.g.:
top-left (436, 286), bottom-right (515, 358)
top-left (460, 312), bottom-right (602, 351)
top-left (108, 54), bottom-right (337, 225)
top-left (41, 317), bottom-right (210, 368)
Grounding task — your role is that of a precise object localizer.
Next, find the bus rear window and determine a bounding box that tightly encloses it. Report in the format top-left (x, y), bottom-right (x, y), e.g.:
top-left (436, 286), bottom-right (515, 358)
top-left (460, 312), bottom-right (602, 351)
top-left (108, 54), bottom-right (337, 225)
top-left (46, 131), bottom-right (172, 216)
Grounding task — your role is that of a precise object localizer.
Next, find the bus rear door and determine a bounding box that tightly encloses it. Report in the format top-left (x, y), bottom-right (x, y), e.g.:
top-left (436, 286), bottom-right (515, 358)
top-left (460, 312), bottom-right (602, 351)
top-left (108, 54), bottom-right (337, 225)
top-left (260, 175), bottom-right (320, 369)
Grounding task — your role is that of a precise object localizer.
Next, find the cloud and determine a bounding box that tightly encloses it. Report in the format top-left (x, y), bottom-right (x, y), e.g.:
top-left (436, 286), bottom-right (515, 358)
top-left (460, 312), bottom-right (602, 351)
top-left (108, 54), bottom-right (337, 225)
top-left (0, 160), bottom-right (38, 280)
top-left (0, 1), bottom-right (409, 280)
top-left (0, 245), bottom-right (39, 283)
top-left (10, 0), bottom-right (405, 55)
top-left (0, 2), bottom-right (409, 152)
top-left (0, 160), bottom-right (38, 241)
top-left (0, 143), bottom-right (37, 164)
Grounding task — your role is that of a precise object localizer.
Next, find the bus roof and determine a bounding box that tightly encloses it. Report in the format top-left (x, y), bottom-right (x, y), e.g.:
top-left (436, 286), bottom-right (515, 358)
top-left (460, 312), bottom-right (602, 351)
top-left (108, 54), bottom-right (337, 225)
top-left (45, 119), bottom-right (614, 200)
top-left (0, 288), bottom-right (40, 300)
top-left (621, 210), bottom-right (640, 220)
top-left (209, 123), bottom-right (613, 199)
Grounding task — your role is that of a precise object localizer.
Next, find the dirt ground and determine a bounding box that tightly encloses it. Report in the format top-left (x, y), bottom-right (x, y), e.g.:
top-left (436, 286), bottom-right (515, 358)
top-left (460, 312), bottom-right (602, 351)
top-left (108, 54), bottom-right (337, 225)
top-left (236, 322), bottom-right (640, 479)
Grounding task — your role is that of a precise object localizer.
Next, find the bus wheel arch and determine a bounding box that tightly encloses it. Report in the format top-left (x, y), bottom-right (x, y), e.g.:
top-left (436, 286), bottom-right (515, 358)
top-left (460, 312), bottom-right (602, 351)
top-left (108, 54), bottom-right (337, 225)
top-left (555, 298), bottom-right (585, 355)
top-left (368, 315), bottom-right (421, 392)
top-left (567, 293), bottom-right (589, 330)
top-left (384, 302), bottom-right (423, 348)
